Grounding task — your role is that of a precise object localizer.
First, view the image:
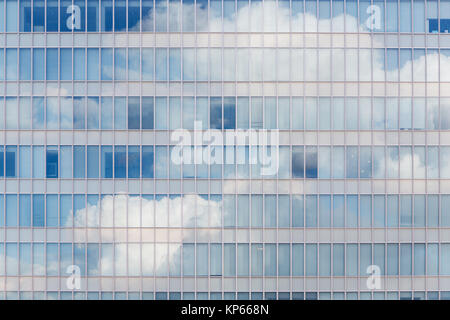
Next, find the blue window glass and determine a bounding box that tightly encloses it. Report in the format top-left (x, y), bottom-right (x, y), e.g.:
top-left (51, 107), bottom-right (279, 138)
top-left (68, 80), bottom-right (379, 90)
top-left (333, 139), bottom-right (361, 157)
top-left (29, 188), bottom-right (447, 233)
top-left (305, 146), bottom-right (317, 178)
top-left (114, 48), bottom-right (126, 80)
top-left (60, 48), bottom-right (72, 80)
top-left (210, 97), bottom-right (222, 129)
top-left (59, 0), bottom-right (71, 32)
top-left (73, 97), bottom-right (85, 129)
top-left (5, 146), bottom-right (16, 178)
top-left (114, 0), bottom-right (126, 31)
top-left (73, 146), bottom-right (85, 178)
top-left (5, 97), bottom-right (17, 130)
top-left (6, 194), bottom-right (17, 227)
top-left (74, 0), bottom-right (86, 32)
top-left (87, 97), bottom-right (99, 129)
top-left (60, 146), bottom-right (71, 179)
top-left (87, 0), bottom-right (99, 31)
top-left (46, 195), bottom-right (58, 227)
top-left (224, 244), bottom-right (236, 276)
top-left (142, 48), bottom-right (154, 80)
top-left (19, 97), bottom-right (31, 129)
top-left (46, 146), bottom-right (58, 178)
top-left (87, 48), bottom-right (99, 80)
top-left (155, 97), bottom-right (167, 129)
top-left (359, 195), bottom-right (372, 227)
top-left (114, 97), bottom-right (126, 129)
top-left (128, 97), bottom-right (140, 129)
top-left (19, 194), bottom-right (31, 227)
top-left (0, 49), bottom-right (4, 80)
top-left (47, 97), bottom-right (59, 130)
top-left (101, 48), bottom-right (113, 80)
top-left (33, 0), bottom-right (44, 31)
top-left (114, 146), bottom-right (126, 178)
top-left (155, 48), bottom-right (167, 80)
top-left (6, 49), bottom-right (17, 80)
top-left (6, 0), bottom-right (18, 32)
top-left (305, 244), bottom-right (317, 276)
top-left (60, 97), bottom-right (73, 129)
top-left (142, 0), bottom-right (154, 31)
top-left (128, 146), bottom-right (140, 178)
top-left (33, 48), bottom-right (44, 80)
top-left (127, 0), bottom-right (140, 31)
top-left (46, 0), bottom-right (58, 31)
top-left (32, 146), bottom-right (44, 178)
top-left (19, 0), bottom-right (31, 31)
top-left (19, 146), bottom-right (30, 178)
top-left (87, 146), bottom-right (99, 178)
top-left (305, 195), bottom-right (317, 228)
top-left (74, 49), bottom-right (85, 80)
top-left (224, 97), bottom-right (236, 129)
top-left (142, 97), bottom-right (154, 129)
top-left (101, 0), bottom-right (113, 31)
top-left (101, 97), bottom-right (113, 129)
top-left (101, 148), bottom-right (112, 178)
top-left (32, 194), bottom-right (44, 227)
top-left (155, 146), bottom-right (167, 178)
top-left (142, 146), bottom-right (154, 178)
top-left (128, 48), bottom-right (140, 80)
top-left (46, 49), bottom-right (58, 80)
top-left (60, 195), bottom-right (72, 227)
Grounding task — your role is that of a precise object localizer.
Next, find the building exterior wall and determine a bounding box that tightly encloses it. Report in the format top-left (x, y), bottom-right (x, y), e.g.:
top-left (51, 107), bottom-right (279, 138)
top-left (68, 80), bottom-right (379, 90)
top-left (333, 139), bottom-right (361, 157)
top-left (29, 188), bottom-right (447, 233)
top-left (0, 0), bottom-right (449, 300)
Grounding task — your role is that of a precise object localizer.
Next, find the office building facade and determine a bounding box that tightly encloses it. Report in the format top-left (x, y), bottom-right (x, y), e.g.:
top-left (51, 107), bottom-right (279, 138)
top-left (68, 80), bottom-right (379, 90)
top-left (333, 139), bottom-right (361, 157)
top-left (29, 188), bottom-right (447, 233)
top-left (0, 0), bottom-right (449, 300)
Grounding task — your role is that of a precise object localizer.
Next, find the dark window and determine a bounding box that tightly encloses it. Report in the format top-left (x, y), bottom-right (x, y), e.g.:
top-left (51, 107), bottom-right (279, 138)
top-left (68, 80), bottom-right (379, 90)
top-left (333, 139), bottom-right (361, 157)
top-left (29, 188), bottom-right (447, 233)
top-left (46, 146), bottom-right (58, 178)
top-left (5, 146), bottom-right (16, 178)
top-left (114, 146), bottom-right (126, 178)
top-left (128, 97), bottom-right (140, 129)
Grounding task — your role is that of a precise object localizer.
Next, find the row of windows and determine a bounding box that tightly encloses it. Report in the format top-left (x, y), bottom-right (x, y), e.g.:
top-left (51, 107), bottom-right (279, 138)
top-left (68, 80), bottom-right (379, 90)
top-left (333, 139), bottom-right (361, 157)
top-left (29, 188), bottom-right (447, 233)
top-left (1, 193), bottom-right (450, 228)
top-left (1, 96), bottom-right (450, 131)
top-left (0, 242), bottom-right (447, 277)
top-left (2, 0), bottom-right (449, 33)
top-left (0, 290), bottom-right (446, 300)
top-left (1, 47), bottom-right (450, 82)
top-left (2, 144), bottom-right (450, 180)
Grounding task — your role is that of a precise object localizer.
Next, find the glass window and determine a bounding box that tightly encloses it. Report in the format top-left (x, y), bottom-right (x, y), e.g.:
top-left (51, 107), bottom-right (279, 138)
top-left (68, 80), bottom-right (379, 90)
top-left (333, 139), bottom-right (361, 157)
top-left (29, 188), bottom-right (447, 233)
top-left (128, 146), bottom-right (140, 178)
top-left (46, 146), bottom-right (58, 178)
top-left (305, 146), bottom-right (317, 178)
top-left (101, 48), bottom-right (113, 80)
top-left (128, 97), bottom-right (140, 130)
top-left (19, 0), bottom-right (31, 31)
top-left (60, 146), bottom-right (72, 178)
top-left (264, 244), bottom-right (277, 277)
top-left (142, 146), bottom-right (154, 178)
top-left (73, 97), bottom-right (85, 129)
top-left (19, 194), bottom-right (31, 227)
top-left (6, 0), bottom-right (18, 32)
top-left (87, 0), bottom-right (99, 31)
top-left (114, 146), bottom-right (126, 178)
top-left (101, 146), bottom-right (113, 178)
top-left (305, 244), bottom-right (317, 276)
top-left (224, 244), bottom-right (236, 276)
top-left (305, 195), bottom-right (317, 228)
top-left (32, 194), bottom-right (44, 227)
top-left (114, 97), bottom-right (126, 130)
top-left (73, 146), bottom-right (85, 178)
top-left (46, 49), bottom-right (58, 80)
top-left (87, 48), bottom-right (99, 80)
top-left (5, 146), bottom-right (16, 178)
top-left (46, 195), bottom-right (58, 227)
top-left (87, 146), bottom-right (99, 178)
top-left (101, 0), bottom-right (113, 31)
